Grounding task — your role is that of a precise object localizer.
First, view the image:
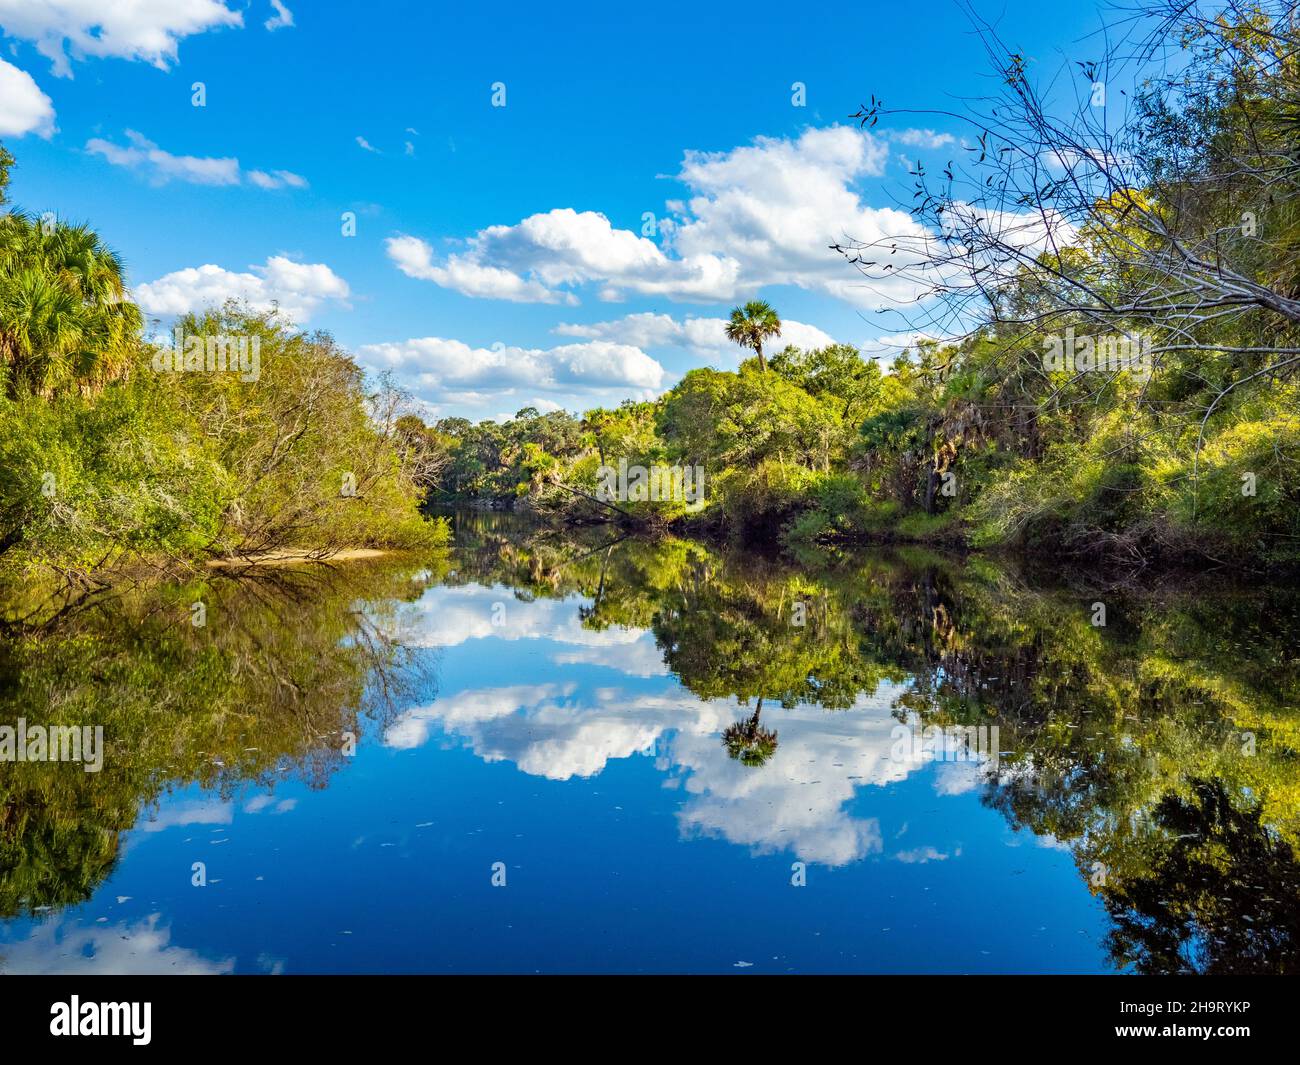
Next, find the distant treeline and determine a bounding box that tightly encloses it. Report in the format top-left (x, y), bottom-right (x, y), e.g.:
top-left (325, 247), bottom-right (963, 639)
top-left (404, 308), bottom-right (1297, 566)
top-left (408, 1), bottom-right (1300, 569)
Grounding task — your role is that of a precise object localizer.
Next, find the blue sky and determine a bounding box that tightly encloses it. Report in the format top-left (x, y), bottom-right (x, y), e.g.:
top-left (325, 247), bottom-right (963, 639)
top-left (0, 0), bottom-right (1111, 421)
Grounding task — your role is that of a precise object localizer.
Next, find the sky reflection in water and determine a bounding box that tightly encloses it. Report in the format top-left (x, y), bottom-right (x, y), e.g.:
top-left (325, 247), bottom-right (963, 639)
top-left (3, 516), bottom-right (1296, 974)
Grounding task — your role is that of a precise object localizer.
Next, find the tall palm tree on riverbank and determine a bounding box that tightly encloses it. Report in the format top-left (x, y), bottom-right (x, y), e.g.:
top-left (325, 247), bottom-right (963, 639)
top-left (724, 300), bottom-right (781, 373)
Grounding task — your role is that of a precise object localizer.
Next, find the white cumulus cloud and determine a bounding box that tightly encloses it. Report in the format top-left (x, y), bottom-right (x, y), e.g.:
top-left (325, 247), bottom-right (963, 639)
top-left (0, 57), bottom-right (55, 138)
top-left (384, 125), bottom-right (937, 310)
top-left (888, 128), bottom-right (957, 149)
top-left (554, 311), bottom-right (836, 360)
top-left (386, 207), bottom-right (738, 305)
top-left (358, 333), bottom-right (666, 404)
top-left (247, 168), bottom-right (308, 190)
top-left (0, 0), bottom-right (243, 77)
top-left (134, 255), bottom-right (350, 324)
top-left (387, 234), bottom-right (565, 304)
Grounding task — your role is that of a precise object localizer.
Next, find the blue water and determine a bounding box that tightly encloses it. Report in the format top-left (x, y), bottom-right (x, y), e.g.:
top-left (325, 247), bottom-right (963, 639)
top-left (0, 570), bottom-right (1113, 974)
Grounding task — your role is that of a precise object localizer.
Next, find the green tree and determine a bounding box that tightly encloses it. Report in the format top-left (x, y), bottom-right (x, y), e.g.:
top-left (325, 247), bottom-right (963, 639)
top-left (0, 144), bottom-right (14, 206)
top-left (0, 215), bottom-right (143, 398)
top-left (724, 300), bottom-right (781, 373)
top-left (770, 343), bottom-right (883, 423)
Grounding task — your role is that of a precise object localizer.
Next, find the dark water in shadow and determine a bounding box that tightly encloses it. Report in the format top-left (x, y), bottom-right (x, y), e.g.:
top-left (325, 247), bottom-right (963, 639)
top-left (1, 510), bottom-right (1298, 973)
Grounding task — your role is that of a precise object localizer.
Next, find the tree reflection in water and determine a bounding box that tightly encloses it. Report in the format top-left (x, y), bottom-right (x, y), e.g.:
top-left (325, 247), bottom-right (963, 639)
top-left (3, 509), bottom-right (1298, 973)
top-left (722, 697), bottom-right (779, 767)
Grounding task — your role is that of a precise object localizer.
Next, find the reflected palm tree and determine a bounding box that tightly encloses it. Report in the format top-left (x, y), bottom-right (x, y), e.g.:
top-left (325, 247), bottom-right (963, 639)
top-left (722, 697), bottom-right (779, 767)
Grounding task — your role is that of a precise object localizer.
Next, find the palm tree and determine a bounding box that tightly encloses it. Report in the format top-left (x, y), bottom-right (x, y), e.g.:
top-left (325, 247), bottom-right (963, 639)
top-left (722, 697), bottom-right (779, 767)
top-left (0, 212), bottom-right (142, 398)
top-left (724, 300), bottom-right (781, 372)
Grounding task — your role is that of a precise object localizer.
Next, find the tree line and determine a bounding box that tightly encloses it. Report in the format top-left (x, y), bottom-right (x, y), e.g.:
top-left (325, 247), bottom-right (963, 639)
top-left (408, 1), bottom-right (1299, 569)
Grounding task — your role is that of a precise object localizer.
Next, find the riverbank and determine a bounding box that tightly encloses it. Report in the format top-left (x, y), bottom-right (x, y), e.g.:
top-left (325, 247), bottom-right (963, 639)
top-left (206, 548), bottom-right (392, 569)
top-left (0, 155), bottom-right (447, 585)
top-left (427, 493), bottom-right (1291, 576)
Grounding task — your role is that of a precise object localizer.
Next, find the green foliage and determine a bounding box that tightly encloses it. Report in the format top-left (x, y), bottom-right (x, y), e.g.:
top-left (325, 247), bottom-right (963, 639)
top-left (0, 151), bottom-right (446, 576)
top-left (159, 305), bottom-right (446, 556)
top-left (0, 144), bottom-right (13, 205)
top-left (723, 299), bottom-right (781, 372)
top-left (782, 472), bottom-right (874, 542)
top-left (893, 510), bottom-right (962, 540)
top-left (711, 459), bottom-right (817, 531)
top-left (0, 376), bottom-right (229, 567)
top-left (771, 342), bottom-right (883, 422)
top-left (422, 302), bottom-right (1298, 567)
top-left (660, 364), bottom-right (843, 473)
top-left (0, 212), bottom-right (142, 397)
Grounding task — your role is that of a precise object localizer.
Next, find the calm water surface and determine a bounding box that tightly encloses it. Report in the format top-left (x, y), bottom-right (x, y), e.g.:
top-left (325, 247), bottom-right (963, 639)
top-left (2, 511), bottom-right (1297, 973)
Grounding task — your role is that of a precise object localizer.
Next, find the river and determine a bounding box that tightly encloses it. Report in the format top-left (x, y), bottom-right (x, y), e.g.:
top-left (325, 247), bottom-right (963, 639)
top-left (1, 509), bottom-right (1296, 973)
